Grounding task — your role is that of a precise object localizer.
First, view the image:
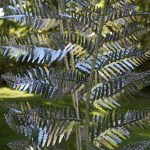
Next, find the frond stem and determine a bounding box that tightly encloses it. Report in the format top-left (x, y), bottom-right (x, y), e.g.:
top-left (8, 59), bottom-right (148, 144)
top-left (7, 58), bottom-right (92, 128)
top-left (85, 1), bottom-right (108, 149)
top-left (59, 1), bottom-right (82, 150)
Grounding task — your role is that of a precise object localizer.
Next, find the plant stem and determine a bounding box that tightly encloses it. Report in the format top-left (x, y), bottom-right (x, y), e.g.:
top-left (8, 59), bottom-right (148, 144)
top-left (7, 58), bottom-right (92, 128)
top-left (85, 1), bottom-right (108, 149)
top-left (71, 54), bottom-right (82, 150)
top-left (73, 1), bottom-right (82, 149)
top-left (59, 1), bottom-right (82, 149)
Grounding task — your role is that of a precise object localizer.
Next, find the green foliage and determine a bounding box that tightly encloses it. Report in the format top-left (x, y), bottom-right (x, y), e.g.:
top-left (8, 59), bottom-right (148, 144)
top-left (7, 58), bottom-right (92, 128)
top-left (0, 0), bottom-right (150, 149)
top-left (123, 140), bottom-right (150, 150)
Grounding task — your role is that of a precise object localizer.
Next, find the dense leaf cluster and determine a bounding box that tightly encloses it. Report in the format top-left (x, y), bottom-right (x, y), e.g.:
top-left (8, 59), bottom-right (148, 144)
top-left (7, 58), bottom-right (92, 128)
top-left (0, 0), bottom-right (150, 149)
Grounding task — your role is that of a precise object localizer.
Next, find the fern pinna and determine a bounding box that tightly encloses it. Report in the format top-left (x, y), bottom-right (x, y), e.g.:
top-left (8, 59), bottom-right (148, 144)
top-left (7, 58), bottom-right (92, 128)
top-left (0, 0), bottom-right (150, 149)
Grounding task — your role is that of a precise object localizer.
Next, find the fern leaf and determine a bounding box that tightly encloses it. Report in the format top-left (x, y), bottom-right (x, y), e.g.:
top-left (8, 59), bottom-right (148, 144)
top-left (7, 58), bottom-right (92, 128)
top-left (92, 127), bottom-right (129, 149)
top-left (0, 45), bottom-right (64, 64)
top-left (65, 0), bottom-right (91, 7)
top-left (91, 70), bottom-right (150, 100)
top-left (98, 53), bottom-right (150, 80)
top-left (8, 140), bottom-right (36, 150)
top-left (75, 47), bottom-right (146, 74)
top-left (1, 67), bottom-right (87, 100)
top-left (91, 108), bottom-right (150, 149)
top-left (5, 105), bottom-right (81, 147)
top-left (0, 33), bottom-right (95, 64)
top-left (93, 96), bottom-right (121, 111)
top-left (106, 5), bottom-right (150, 22)
top-left (8, 140), bottom-right (61, 150)
top-left (1, 1), bottom-right (70, 30)
top-left (123, 140), bottom-right (150, 150)
top-left (107, 0), bottom-right (132, 8)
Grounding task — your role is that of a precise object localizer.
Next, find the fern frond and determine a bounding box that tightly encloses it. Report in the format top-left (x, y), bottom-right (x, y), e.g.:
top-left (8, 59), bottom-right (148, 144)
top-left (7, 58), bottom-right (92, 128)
top-left (63, 33), bottom-right (95, 54)
top-left (74, 24), bottom-right (149, 74)
top-left (91, 70), bottom-right (150, 100)
top-left (122, 75), bottom-right (150, 97)
top-left (93, 127), bottom-right (129, 149)
top-left (100, 30), bottom-right (149, 55)
top-left (67, 3), bottom-right (150, 37)
top-left (93, 95), bottom-right (121, 111)
top-left (0, 0), bottom-right (150, 149)
top-left (62, 29), bottom-right (149, 75)
top-left (75, 47), bottom-right (146, 74)
top-left (1, 67), bottom-right (87, 100)
top-left (102, 25), bottom-right (149, 45)
top-left (0, 33), bottom-right (64, 50)
top-left (91, 108), bottom-right (150, 149)
top-left (0, 15), bottom-right (60, 31)
top-left (5, 105), bottom-right (80, 147)
top-left (0, 45), bottom-right (65, 64)
top-left (106, 0), bottom-right (132, 8)
top-left (98, 52), bottom-right (150, 80)
top-left (8, 139), bottom-right (63, 150)
top-left (0, 101), bottom-right (32, 112)
top-left (0, 33), bottom-right (96, 64)
top-left (31, 105), bottom-right (82, 120)
top-left (66, 7), bottom-right (101, 35)
top-left (65, 0), bottom-right (91, 7)
top-left (8, 140), bottom-right (36, 150)
top-left (1, 0), bottom-right (72, 30)
top-left (105, 6), bottom-right (150, 23)
top-left (123, 140), bottom-right (150, 150)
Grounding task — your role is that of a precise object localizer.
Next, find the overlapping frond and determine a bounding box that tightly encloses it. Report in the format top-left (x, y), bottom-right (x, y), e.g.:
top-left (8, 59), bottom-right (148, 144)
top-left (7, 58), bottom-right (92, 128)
top-left (98, 52), bottom-right (150, 80)
top-left (123, 140), bottom-right (150, 150)
top-left (8, 140), bottom-right (35, 150)
top-left (92, 127), bottom-right (129, 150)
top-left (0, 101), bottom-right (32, 112)
top-left (66, 3), bottom-right (150, 38)
top-left (89, 70), bottom-right (150, 112)
top-left (5, 105), bottom-right (81, 147)
top-left (1, 67), bottom-right (87, 99)
top-left (0, 0), bottom-right (150, 149)
top-left (106, 0), bottom-right (132, 7)
top-left (91, 71), bottom-right (150, 101)
top-left (1, 0), bottom-right (149, 33)
top-left (0, 33), bottom-right (67, 64)
top-left (0, 33), bottom-right (96, 64)
top-left (90, 108), bottom-right (150, 149)
top-left (1, 0), bottom-right (150, 68)
top-left (76, 47), bottom-right (148, 74)
top-left (8, 139), bottom-right (64, 150)
top-left (65, 0), bottom-right (91, 7)
top-left (1, 0), bottom-right (64, 30)
top-left (93, 95), bottom-right (121, 111)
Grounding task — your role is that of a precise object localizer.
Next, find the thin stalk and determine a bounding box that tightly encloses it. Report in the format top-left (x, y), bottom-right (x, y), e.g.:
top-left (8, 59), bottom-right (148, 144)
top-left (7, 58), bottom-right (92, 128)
top-left (69, 20), bottom-right (82, 150)
top-left (71, 54), bottom-right (82, 150)
top-left (85, 1), bottom-right (108, 149)
top-left (59, 1), bottom-right (82, 150)
top-left (59, 1), bottom-right (69, 70)
top-left (73, 0), bottom-right (82, 149)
